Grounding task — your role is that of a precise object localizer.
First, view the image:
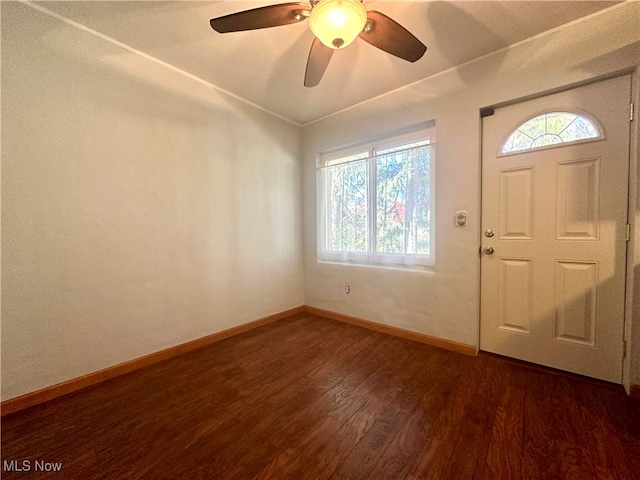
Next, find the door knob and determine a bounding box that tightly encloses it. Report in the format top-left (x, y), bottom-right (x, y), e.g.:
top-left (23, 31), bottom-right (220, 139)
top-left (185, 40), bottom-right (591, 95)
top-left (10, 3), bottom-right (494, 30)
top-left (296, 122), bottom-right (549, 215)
top-left (484, 229), bottom-right (494, 237)
top-left (483, 246), bottom-right (495, 255)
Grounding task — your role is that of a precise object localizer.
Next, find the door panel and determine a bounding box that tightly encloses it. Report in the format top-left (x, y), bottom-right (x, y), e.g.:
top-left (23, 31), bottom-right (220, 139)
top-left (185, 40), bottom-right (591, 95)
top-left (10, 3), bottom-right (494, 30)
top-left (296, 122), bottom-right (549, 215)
top-left (499, 167), bottom-right (534, 239)
top-left (556, 158), bottom-right (599, 240)
top-left (497, 257), bottom-right (533, 334)
top-left (553, 260), bottom-right (598, 346)
top-left (480, 75), bottom-right (631, 383)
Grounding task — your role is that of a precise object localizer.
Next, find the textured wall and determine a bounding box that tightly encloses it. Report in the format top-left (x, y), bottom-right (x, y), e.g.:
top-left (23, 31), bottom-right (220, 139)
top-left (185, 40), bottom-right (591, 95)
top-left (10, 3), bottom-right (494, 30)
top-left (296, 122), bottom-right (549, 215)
top-left (1, 2), bottom-right (304, 401)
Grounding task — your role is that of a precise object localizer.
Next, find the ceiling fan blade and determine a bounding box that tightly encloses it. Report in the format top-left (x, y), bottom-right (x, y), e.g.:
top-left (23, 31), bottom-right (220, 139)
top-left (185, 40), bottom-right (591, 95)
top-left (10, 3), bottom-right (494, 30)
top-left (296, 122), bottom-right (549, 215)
top-left (304, 38), bottom-right (334, 87)
top-left (210, 3), bottom-right (310, 33)
top-left (358, 11), bottom-right (426, 63)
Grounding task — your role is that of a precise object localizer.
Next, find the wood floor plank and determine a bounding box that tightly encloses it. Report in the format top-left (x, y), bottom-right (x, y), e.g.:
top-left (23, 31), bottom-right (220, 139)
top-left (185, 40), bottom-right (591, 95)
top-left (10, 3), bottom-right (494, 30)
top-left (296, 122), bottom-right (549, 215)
top-left (481, 383), bottom-right (525, 479)
top-left (285, 365), bottom-right (409, 479)
top-left (2, 313), bottom-right (639, 480)
top-left (404, 354), bottom-right (482, 480)
top-left (254, 334), bottom-right (425, 479)
top-left (521, 374), bottom-right (558, 479)
top-left (571, 379), bottom-right (635, 480)
top-left (366, 348), bottom-right (456, 480)
top-left (326, 347), bottom-right (428, 480)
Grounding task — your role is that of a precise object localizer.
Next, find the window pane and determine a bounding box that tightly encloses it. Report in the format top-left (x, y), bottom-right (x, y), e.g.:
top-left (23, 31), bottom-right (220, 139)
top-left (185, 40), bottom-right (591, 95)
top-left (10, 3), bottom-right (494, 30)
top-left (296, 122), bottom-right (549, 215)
top-left (531, 133), bottom-right (562, 148)
top-left (412, 147), bottom-right (432, 255)
top-left (546, 112), bottom-right (576, 134)
top-left (517, 114), bottom-right (546, 139)
top-left (503, 130), bottom-right (534, 153)
top-left (326, 159), bottom-right (368, 252)
top-left (501, 112), bottom-right (600, 154)
top-left (376, 151), bottom-right (407, 253)
top-left (376, 145), bottom-right (431, 255)
top-left (559, 116), bottom-right (599, 142)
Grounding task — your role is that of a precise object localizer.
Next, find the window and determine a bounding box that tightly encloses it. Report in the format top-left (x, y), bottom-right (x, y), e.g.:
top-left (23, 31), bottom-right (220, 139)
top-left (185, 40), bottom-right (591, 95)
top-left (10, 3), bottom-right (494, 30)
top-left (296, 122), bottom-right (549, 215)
top-left (501, 111), bottom-right (601, 155)
top-left (317, 127), bottom-right (435, 268)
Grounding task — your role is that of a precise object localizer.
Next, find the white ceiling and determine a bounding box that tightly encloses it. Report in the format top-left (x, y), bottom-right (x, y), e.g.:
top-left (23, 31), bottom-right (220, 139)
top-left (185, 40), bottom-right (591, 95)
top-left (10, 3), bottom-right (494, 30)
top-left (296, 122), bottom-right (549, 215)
top-left (34, 1), bottom-right (619, 125)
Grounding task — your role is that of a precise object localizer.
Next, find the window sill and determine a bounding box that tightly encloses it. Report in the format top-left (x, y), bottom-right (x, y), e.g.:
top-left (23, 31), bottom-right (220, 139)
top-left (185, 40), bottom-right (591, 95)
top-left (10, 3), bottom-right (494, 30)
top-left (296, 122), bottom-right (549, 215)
top-left (317, 259), bottom-right (435, 274)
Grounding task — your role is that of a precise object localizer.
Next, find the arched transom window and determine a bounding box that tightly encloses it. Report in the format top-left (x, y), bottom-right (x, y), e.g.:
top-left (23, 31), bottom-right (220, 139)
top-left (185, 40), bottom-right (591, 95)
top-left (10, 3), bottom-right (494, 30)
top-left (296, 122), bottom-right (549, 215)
top-left (501, 111), bottom-right (601, 155)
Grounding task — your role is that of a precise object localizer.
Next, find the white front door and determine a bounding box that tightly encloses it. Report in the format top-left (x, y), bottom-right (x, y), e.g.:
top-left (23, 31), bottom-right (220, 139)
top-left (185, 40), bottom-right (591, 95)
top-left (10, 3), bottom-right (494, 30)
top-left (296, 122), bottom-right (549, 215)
top-left (480, 75), bottom-right (631, 383)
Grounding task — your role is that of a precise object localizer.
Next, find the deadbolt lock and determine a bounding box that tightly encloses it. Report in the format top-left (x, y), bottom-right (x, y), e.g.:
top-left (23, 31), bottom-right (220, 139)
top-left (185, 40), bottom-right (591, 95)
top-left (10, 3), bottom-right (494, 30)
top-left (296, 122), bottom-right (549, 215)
top-left (484, 229), bottom-right (495, 237)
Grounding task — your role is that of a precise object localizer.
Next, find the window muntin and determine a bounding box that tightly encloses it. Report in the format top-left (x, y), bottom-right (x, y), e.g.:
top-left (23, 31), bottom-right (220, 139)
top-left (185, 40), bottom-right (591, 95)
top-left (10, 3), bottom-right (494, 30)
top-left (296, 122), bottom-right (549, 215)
top-left (318, 129), bottom-right (435, 268)
top-left (501, 111), bottom-right (601, 155)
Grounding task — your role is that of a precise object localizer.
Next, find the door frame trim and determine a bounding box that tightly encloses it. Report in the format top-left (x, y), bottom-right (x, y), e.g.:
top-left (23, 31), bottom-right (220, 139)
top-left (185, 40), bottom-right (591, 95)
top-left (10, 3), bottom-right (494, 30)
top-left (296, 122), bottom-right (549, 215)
top-left (622, 68), bottom-right (639, 393)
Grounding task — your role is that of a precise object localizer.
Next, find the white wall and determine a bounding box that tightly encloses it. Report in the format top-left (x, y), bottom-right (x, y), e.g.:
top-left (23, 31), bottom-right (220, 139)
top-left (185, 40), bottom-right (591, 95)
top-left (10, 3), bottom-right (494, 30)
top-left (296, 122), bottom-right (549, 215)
top-left (302, 3), bottom-right (640, 384)
top-left (1, 2), bottom-right (304, 401)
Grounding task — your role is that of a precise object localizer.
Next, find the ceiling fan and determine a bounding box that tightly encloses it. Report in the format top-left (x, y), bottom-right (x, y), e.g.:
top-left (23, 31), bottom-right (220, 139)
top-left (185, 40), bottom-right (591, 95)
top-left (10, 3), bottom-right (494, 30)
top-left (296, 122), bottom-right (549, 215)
top-left (209, 0), bottom-right (427, 87)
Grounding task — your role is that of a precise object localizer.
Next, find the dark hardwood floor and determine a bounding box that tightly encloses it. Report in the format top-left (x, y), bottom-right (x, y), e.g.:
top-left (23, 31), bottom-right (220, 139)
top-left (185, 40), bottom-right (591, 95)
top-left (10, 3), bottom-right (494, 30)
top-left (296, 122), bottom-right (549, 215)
top-left (2, 313), bottom-right (639, 479)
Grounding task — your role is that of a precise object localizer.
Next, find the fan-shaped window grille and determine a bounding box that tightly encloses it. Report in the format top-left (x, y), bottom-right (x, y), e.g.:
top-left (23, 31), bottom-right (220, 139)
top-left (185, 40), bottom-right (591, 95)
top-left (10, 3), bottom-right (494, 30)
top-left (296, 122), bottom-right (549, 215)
top-left (501, 112), bottom-right (601, 155)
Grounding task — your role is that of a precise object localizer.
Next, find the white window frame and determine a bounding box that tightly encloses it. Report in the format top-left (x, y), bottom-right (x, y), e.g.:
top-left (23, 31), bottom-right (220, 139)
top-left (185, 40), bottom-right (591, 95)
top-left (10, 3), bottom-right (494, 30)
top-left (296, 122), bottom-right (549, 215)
top-left (317, 127), bottom-right (436, 269)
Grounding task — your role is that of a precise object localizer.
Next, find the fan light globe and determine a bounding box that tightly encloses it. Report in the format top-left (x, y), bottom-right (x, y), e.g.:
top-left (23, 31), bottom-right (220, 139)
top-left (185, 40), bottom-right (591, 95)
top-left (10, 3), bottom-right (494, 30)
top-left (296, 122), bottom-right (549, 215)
top-left (309, 0), bottom-right (367, 49)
